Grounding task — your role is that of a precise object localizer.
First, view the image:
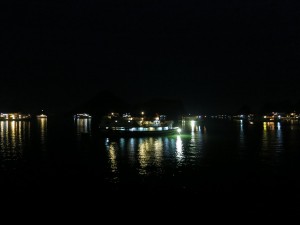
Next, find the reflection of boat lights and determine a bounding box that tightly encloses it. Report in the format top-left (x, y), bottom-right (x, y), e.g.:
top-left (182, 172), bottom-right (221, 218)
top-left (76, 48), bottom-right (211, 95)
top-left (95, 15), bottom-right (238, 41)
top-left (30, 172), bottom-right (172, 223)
top-left (190, 120), bottom-right (195, 132)
top-left (176, 135), bottom-right (183, 161)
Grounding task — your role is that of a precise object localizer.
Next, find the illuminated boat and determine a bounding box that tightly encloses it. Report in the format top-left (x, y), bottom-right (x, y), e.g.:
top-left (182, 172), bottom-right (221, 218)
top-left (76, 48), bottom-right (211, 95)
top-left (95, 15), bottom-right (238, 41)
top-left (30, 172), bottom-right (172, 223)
top-left (99, 112), bottom-right (181, 137)
top-left (0, 113), bottom-right (31, 121)
top-left (74, 113), bottom-right (92, 119)
top-left (100, 126), bottom-right (181, 137)
top-left (37, 114), bottom-right (47, 118)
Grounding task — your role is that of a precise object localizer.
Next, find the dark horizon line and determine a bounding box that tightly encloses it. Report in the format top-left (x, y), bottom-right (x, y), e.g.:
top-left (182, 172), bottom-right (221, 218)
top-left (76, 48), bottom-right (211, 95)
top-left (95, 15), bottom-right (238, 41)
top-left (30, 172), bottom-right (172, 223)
top-left (1, 109), bottom-right (300, 117)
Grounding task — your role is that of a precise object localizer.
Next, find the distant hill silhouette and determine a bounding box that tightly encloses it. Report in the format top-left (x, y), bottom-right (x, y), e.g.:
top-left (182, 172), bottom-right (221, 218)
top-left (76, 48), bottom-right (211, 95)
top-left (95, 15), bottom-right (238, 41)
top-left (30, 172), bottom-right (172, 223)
top-left (69, 91), bottom-right (185, 121)
top-left (234, 105), bottom-right (253, 115)
top-left (133, 97), bottom-right (185, 120)
top-left (69, 90), bottom-right (130, 118)
top-left (259, 100), bottom-right (294, 114)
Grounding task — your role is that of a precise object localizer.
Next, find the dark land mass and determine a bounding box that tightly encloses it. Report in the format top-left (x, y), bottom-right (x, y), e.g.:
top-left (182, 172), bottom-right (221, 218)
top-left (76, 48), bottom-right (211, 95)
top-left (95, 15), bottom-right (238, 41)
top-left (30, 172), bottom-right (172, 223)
top-left (67, 90), bottom-right (186, 121)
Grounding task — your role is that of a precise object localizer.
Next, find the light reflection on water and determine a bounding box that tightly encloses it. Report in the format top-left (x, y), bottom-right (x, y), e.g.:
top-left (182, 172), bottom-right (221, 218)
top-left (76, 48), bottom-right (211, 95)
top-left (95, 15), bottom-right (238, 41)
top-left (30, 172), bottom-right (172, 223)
top-left (1, 118), bottom-right (300, 197)
top-left (176, 135), bottom-right (183, 162)
top-left (101, 119), bottom-right (300, 183)
top-left (107, 141), bottom-right (119, 182)
top-left (37, 118), bottom-right (47, 151)
top-left (75, 118), bottom-right (91, 135)
top-left (104, 121), bottom-right (208, 181)
top-left (180, 122), bottom-right (206, 165)
top-left (239, 120), bottom-right (245, 149)
top-left (0, 119), bottom-right (47, 170)
top-left (0, 121), bottom-right (30, 167)
top-left (105, 136), bottom-right (175, 179)
top-left (261, 122), bottom-right (284, 166)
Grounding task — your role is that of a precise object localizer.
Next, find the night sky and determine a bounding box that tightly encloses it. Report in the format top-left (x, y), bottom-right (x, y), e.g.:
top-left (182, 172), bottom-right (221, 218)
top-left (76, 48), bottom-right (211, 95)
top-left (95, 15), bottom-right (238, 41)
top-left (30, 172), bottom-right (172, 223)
top-left (1, 1), bottom-right (300, 114)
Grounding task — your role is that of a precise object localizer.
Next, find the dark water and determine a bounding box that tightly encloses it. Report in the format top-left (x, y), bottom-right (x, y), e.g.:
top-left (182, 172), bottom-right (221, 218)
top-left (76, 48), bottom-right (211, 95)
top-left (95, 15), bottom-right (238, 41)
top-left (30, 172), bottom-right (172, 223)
top-left (1, 118), bottom-right (300, 216)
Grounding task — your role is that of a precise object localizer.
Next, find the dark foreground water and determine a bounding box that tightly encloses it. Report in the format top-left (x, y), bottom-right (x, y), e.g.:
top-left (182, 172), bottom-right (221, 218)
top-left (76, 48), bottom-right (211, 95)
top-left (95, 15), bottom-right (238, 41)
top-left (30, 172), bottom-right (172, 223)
top-left (1, 117), bottom-right (300, 217)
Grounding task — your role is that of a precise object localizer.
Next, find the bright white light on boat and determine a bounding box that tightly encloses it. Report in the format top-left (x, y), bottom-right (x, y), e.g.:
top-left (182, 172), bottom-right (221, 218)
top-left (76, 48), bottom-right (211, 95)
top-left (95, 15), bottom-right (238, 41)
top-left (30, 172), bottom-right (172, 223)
top-left (177, 128), bottom-right (182, 133)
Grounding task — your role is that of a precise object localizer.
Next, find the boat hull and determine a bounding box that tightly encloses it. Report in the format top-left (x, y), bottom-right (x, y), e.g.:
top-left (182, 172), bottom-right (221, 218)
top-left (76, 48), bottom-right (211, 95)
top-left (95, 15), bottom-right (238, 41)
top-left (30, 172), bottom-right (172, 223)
top-left (99, 128), bottom-right (180, 137)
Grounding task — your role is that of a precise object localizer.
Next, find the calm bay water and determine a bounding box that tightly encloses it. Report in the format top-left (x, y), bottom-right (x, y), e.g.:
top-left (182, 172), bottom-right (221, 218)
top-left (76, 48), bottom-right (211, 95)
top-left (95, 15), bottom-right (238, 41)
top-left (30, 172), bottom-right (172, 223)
top-left (1, 118), bottom-right (300, 215)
